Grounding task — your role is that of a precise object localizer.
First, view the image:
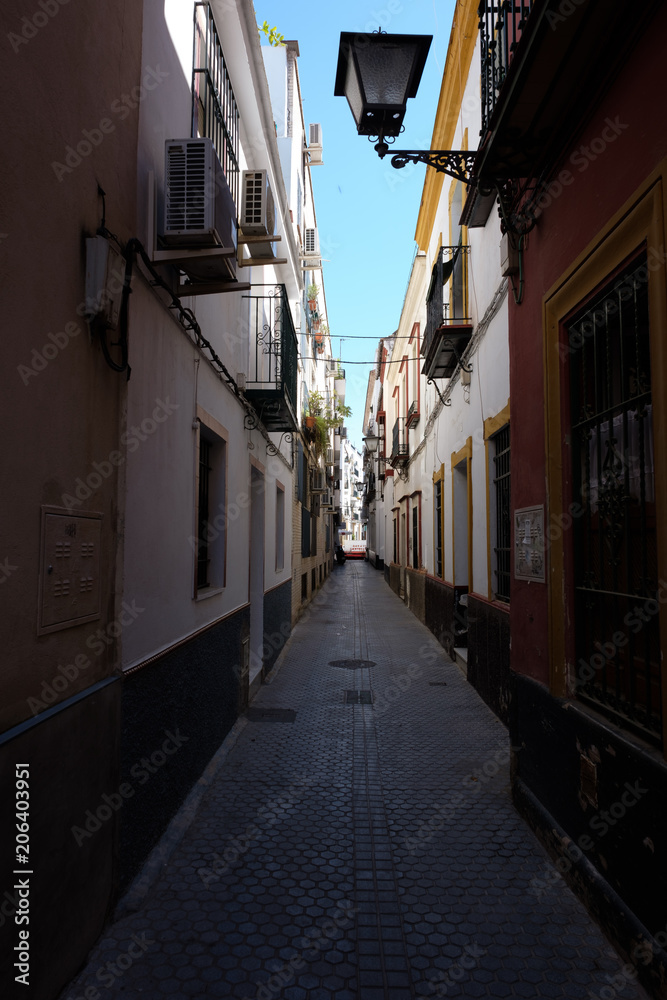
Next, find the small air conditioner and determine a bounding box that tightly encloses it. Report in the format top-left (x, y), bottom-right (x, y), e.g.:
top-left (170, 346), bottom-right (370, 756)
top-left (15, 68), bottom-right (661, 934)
top-left (311, 469), bottom-right (326, 493)
top-left (241, 170), bottom-right (275, 236)
top-left (325, 448), bottom-right (334, 466)
top-left (308, 123), bottom-right (324, 166)
top-left (304, 227), bottom-right (319, 255)
top-left (162, 138), bottom-right (237, 251)
top-left (322, 490), bottom-right (334, 510)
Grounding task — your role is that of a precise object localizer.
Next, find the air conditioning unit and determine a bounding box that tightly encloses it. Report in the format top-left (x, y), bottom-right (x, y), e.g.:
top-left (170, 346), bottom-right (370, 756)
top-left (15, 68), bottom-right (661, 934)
top-left (308, 123), bottom-right (324, 166)
top-left (241, 170), bottom-right (275, 235)
top-left (311, 469), bottom-right (326, 493)
top-left (304, 227), bottom-right (319, 255)
top-left (325, 448), bottom-right (334, 466)
top-left (322, 490), bottom-right (335, 510)
top-left (162, 138), bottom-right (237, 251)
top-left (240, 169), bottom-right (277, 260)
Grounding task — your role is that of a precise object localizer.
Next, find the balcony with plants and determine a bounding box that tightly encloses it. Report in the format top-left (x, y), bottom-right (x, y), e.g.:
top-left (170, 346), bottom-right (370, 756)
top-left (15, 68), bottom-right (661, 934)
top-left (303, 389), bottom-right (352, 461)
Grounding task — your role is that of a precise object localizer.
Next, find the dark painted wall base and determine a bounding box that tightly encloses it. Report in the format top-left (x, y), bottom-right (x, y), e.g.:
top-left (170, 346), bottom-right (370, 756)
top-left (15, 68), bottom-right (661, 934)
top-left (512, 672), bottom-right (667, 999)
top-left (368, 550), bottom-right (384, 571)
top-left (467, 596), bottom-right (510, 725)
top-left (0, 679), bottom-right (121, 1000)
top-left (263, 580), bottom-right (292, 678)
top-left (119, 606), bottom-right (250, 891)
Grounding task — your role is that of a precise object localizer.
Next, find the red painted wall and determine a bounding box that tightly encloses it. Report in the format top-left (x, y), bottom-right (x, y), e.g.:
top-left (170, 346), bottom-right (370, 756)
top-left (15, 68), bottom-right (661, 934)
top-left (509, 3), bottom-right (667, 685)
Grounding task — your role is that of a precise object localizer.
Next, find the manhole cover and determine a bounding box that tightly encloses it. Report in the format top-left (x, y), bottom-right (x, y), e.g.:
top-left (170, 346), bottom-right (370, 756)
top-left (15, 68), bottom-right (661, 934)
top-left (246, 708), bottom-right (296, 723)
top-left (345, 690), bottom-right (373, 704)
top-left (329, 659), bottom-right (376, 669)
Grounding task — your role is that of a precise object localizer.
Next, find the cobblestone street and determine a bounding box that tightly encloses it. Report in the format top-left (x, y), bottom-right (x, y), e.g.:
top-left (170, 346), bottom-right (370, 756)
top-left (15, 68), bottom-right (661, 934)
top-left (62, 563), bottom-right (648, 1000)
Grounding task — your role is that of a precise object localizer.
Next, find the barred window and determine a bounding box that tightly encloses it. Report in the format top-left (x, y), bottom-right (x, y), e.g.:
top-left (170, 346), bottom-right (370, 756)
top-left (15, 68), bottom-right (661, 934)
top-left (569, 248), bottom-right (660, 743)
top-left (492, 425), bottom-right (511, 602)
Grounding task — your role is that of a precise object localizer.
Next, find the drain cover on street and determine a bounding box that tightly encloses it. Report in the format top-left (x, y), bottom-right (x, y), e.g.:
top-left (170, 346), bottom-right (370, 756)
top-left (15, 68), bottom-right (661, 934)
top-left (329, 659), bottom-right (376, 669)
top-left (345, 690), bottom-right (373, 704)
top-left (246, 708), bottom-right (296, 723)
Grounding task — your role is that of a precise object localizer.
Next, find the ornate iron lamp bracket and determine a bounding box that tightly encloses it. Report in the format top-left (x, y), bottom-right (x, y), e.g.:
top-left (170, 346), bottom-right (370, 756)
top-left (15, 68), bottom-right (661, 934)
top-left (427, 377), bottom-right (451, 407)
top-left (375, 141), bottom-right (476, 185)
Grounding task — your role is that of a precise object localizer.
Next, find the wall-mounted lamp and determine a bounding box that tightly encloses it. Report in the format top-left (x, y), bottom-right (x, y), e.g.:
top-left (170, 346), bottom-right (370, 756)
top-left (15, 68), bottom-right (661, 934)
top-left (334, 31), bottom-right (476, 184)
top-left (363, 434), bottom-right (380, 454)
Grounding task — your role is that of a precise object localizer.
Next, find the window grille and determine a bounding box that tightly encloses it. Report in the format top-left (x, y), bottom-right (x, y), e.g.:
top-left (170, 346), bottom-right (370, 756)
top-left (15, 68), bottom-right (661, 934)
top-left (569, 249), bottom-right (660, 742)
top-left (434, 479), bottom-right (443, 578)
top-left (197, 438), bottom-right (211, 588)
top-left (493, 425), bottom-right (511, 602)
top-left (193, 2), bottom-right (240, 206)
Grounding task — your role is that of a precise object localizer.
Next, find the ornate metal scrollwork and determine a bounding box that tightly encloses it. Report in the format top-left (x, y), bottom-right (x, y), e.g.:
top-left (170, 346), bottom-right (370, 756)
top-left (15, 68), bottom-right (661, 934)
top-left (266, 432), bottom-right (293, 457)
top-left (376, 146), bottom-right (477, 186)
top-left (427, 378), bottom-right (451, 407)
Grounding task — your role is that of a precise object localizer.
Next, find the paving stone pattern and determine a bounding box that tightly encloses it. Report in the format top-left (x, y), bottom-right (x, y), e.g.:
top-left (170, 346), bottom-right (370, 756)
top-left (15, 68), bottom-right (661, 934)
top-left (62, 563), bottom-right (648, 1000)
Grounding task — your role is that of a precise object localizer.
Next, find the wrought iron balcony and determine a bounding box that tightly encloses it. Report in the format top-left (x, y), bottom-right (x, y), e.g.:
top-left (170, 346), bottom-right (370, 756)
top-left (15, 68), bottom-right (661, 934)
top-left (390, 418), bottom-right (409, 468)
top-left (479, 1), bottom-right (534, 139)
top-left (474, 0), bottom-right (651, 198)
top-left (422, 246), bottom-right (472, 380)
top-left (244, 285), bottom-right (298, 431)
top-left (407, 400), bottom-right (420, 429)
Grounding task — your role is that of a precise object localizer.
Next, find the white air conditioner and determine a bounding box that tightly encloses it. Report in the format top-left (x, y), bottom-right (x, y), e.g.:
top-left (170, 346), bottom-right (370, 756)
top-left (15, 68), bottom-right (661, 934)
top-left (311, 469), bottom-right (326, 493)
top-left (325, 448), bottom-right (334, 466)
top-left (303, 227), bottom-right (319, 255)
top-left (241, 170), bottom-right (275, 236)
top-left (308, 123), bottom-right (323, 166)
top-left (162, 138), bottom-right (237, 251)
top-left (322, 490), bottom-right (334, 510)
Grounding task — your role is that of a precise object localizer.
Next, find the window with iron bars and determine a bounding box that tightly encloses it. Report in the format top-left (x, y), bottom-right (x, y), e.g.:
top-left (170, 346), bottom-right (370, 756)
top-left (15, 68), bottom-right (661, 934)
top-left (492, 425), bottom-right (511, 602)
top-left (569, 248), bottom-right (660, 744)
top-left (434, 478), bottom-right (443, 579)
top-left (193, 2), bottom-right (240, 206)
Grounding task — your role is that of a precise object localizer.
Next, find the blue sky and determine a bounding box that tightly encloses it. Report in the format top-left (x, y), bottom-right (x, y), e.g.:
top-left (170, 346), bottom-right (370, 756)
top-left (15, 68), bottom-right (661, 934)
top-left (259, 0), bottom-right (457, 448)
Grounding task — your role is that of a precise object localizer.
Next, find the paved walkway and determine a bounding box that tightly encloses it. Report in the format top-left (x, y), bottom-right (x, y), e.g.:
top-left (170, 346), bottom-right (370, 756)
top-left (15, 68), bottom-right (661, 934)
top-left (62, 562), bottom-right (648, 1000)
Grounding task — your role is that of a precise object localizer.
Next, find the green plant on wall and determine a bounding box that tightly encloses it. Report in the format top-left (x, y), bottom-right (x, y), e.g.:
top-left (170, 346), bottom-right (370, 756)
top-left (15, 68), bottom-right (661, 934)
top-left (258, 20), bottom-right (285, 46)
top-left (306, 391), bottom-right (352, 458)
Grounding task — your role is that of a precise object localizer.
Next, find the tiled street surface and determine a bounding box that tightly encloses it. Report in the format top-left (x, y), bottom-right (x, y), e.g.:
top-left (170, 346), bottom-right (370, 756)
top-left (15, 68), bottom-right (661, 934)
top-left (61, 563), bottom-right (648, 1000)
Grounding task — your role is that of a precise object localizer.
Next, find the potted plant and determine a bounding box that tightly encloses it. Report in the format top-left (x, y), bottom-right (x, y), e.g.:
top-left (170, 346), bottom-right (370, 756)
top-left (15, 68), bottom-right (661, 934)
top-left (307, 283), bottom-right (319, 311)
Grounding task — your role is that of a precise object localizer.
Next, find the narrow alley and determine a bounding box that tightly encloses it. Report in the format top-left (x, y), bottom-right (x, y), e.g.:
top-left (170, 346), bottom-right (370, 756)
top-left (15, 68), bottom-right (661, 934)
top-left (61, 563), bottom-right (648, 1000)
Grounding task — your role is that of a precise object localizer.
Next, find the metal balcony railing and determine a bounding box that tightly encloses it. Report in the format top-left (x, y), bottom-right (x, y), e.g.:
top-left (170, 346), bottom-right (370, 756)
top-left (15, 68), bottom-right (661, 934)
top-left (390, 418), bottom-right (409, 467)
top-left (479, 0), bottom-right (534, 136)
top-left (193, 2), bottom-right (240, 206)
top-left (244, 285), bottom-right (298, 431)
top-left (424, 246), bottom-right (471, 362)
